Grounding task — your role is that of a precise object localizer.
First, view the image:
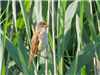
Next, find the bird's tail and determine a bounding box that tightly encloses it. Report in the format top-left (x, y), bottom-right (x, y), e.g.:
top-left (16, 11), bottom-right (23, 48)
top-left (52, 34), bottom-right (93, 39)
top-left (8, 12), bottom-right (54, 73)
top-left (28, 53), bottom-right (35, 69)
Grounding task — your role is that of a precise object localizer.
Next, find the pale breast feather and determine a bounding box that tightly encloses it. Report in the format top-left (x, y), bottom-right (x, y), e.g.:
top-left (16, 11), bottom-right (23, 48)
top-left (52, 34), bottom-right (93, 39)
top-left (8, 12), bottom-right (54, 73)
top-left (38, 31), bottom-right (48, 52)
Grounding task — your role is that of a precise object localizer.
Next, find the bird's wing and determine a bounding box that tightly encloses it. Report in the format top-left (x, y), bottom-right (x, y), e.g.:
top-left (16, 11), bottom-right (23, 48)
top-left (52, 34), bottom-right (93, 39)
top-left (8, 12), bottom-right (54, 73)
top-left (28, 31), bottom-right (39, 68)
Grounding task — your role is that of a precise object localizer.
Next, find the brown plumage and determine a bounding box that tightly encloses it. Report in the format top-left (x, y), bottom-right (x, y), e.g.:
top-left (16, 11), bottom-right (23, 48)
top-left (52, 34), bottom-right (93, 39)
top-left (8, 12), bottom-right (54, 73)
top-left (28, 22), bottom-right (50, 69)
top-left (28, 31), bottom-right (39, 68)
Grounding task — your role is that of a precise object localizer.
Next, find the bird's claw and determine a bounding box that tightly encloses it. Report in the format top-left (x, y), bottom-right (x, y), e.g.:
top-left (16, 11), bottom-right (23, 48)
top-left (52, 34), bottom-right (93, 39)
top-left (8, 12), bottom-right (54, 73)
top-left (46, 56), bottom-right (49, 59)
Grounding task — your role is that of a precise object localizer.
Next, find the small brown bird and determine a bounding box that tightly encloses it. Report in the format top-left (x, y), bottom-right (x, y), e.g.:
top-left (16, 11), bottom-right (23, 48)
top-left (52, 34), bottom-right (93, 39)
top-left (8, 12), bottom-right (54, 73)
top-left (28, 22), bottom-right (50, 68)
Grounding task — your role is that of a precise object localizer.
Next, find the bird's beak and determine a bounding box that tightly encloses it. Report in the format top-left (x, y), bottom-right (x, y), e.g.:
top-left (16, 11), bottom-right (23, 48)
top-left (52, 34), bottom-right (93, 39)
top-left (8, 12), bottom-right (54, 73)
top-left (44, 25), bottom-right (51, 28)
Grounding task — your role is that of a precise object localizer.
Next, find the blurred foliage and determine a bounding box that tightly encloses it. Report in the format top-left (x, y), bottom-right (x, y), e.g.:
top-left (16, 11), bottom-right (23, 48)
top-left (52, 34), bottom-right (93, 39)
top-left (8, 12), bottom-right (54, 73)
top-left (0, 1), bottom-right (100, 75)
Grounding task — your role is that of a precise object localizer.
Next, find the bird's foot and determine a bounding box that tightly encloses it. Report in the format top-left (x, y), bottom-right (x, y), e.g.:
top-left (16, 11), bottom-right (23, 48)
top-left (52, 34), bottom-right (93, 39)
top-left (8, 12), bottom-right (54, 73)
top-left (45, 56), bottom-right (49, 59)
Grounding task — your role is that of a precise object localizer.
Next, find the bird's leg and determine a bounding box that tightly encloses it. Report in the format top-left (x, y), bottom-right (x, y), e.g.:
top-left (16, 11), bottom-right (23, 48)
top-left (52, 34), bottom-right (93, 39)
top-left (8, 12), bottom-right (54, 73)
top-left (36, 53), bottom-right (49, 59)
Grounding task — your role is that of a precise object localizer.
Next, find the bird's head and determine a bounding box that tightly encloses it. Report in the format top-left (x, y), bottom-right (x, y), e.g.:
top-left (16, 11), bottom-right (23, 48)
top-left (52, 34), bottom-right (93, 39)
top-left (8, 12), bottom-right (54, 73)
top-left (36, 22), bottom-right (51, 32)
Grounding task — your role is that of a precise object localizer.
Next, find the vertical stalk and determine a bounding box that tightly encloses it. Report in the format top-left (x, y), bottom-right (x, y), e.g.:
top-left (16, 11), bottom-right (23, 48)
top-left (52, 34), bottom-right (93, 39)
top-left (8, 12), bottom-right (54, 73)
top-left (74, 14), bottom-right (80, 75)
top-left (0, 1), bottom-right (1, 74)
top-left (52, 0), bottom-right (57, 75)
top-left (80, 1), bottom-right (86, 74)
top-left (60, 2), bottom-right (64, 75)
top-left (6, 1), bottom-right (16, 74)
top-left (6, 17), bottom-right (14, 75)
top-left (75, 2), bottom-right (83, 73)
top-left (45, 0), bottom-right (50, 75)
top-left (57, 0), bottom-right (61, 75)
top-left (80, 1), bottom-right (84, 42)
top-left (1, 0), bottom-right (9, 75)
top-left (89, 0), bottom-right (96, 75)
